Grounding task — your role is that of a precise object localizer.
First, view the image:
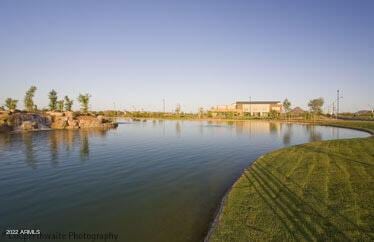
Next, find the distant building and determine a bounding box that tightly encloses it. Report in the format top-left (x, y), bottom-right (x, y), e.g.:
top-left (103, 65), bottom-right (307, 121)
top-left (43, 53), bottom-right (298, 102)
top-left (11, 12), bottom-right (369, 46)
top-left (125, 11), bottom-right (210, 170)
top-left (211, 101), bottom-right (283, 117)
top-left (289, 107), bottom-right (305, 115)
top-left (355, 110), bottom-right (371, 115)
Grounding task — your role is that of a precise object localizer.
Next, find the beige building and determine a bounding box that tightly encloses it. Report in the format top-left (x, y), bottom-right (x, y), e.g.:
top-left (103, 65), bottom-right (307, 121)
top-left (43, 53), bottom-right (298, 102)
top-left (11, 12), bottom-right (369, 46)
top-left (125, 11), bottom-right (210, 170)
top-left (211, 101), bottom-right (283, 117)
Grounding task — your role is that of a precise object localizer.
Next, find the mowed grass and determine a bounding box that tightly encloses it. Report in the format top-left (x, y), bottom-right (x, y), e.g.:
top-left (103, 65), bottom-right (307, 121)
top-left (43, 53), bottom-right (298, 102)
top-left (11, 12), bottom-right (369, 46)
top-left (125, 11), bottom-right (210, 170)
top-left (209, 121), bottom-right (374, 241)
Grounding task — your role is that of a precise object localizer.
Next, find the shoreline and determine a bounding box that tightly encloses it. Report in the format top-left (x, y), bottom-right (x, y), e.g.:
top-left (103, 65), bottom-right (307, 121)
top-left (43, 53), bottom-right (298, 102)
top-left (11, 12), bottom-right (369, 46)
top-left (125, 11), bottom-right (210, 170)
top-left (203, 121), bottom-right (373, 241)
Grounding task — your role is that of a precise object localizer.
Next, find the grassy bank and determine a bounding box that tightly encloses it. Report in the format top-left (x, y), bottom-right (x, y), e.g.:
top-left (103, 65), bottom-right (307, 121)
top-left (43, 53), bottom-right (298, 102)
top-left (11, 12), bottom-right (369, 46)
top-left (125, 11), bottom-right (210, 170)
top-left (209, 121), bottom-right (374, 241)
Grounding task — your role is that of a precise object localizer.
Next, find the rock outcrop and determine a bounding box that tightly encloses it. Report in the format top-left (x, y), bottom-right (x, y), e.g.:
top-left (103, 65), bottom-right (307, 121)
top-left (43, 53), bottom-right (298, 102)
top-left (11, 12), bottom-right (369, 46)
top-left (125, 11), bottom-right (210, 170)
top-left (10, 112), bottom-right (52, 131)
top-left (0, 111), bottom-right (118, 132)
top-left (20, 121), bottom-right (39, 130)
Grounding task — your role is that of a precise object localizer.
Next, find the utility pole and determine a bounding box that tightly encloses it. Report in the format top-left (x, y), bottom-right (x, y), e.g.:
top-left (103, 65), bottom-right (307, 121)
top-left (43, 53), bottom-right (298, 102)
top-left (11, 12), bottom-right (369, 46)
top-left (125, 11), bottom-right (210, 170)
top-left (249, 96), bottom-right (252, 116)
top-left (336, 90), bottom-right (343, 120)
top-left (163, 98), bottom-right (165, 113)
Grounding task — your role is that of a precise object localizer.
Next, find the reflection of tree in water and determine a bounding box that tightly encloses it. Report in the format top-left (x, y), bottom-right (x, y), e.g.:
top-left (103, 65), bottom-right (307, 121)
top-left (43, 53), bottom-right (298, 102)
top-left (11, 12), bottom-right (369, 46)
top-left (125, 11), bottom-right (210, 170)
top-left (12, 129), bottom-right (110, 168)
top-left (269, 122), bottom-right (279, 135)
top-left (0, 133), bottom-right (11, 147)
top-left (282, 123), bottom-right (293, 145)
top-left (63, 130), bottom-right (75, 151)
top-left (305, 125), bottom-right (322, 142)
top-left (96, 129), bottom-right (108, 138)
top-left (22, 132), bottom-right (37, 169)
top-left (175, 121), bottom-right (181, 137)
top-left (226, 121), bottom-right (234, 126)
top-left (80, 130), bottom-right (90, 161)
top-left (49, 131), bottom-right (59, 163)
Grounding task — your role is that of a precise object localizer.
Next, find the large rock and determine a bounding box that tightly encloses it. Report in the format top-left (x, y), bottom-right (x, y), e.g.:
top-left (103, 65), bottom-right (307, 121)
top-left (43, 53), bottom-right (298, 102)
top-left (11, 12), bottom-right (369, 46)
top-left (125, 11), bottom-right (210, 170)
top-left (11, 113), bottom-right (51, 130)
top-left (51, 117), bottom-right (67, 129)
top-left (67, 119), bottom-right (79, 129)
top-left (96, 115), bottom-right (104, 124)
top-left (64, 111), bottom-right (75, 119)
top-left (46, 111), bottom-right (64, 117)
top-left (77, 116), bottom-right (102, 128)
top-left (20, 121), bottom-right (38, 130)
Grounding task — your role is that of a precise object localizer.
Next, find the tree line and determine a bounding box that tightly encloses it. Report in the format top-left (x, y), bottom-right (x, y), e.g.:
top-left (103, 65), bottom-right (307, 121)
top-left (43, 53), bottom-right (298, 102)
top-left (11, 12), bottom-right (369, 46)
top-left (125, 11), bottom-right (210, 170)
top-left (282, 97), bottom-right (324, 115)
top-left (3, 86), bottom-right (91, 113)
top-left (2, 86), bottom-right (326, 117)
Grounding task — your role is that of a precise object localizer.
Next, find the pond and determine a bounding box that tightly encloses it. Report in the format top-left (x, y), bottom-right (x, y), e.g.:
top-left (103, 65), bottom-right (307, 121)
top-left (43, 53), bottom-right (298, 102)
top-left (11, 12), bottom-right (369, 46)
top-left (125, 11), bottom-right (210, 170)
top-left (0, 120), bottom-right (369, 241)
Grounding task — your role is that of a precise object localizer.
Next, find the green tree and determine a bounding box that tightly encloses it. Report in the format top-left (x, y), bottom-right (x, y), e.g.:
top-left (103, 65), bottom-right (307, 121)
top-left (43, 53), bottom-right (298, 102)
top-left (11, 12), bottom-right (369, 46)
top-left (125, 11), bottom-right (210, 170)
top-left (269, 110), bottom-right (279, 119)
top-left (57, 100), bottom-right (64, 112)
top-left (78, 93), bottom-right (91, 113)
top-left (24, 86), bottom-right (37, 112)
top-left (48, 89), bottom-right (58, 110)
top-left (5, 98), bottom-right (18, 110)
top-left (283, 98), bottom-right (291, 113)
top-left (308, 97), bottom-right (324, 114)
top-left (64, 96), bottom-right (73, 111)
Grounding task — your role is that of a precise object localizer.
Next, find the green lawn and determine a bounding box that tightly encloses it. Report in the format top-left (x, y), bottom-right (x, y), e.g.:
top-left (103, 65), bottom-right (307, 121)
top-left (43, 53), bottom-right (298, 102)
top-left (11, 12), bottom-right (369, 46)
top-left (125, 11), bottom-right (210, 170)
top-left (209, 121), bottom-right (374, 241)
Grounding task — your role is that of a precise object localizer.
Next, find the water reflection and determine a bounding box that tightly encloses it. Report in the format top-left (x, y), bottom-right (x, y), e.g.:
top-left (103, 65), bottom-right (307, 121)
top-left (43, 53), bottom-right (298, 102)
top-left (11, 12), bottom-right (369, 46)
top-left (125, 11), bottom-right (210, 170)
top-left (281, 123), bottom-right (293, 145)
top-left (0, 121), bottom-right (364, 171)
top-left (1, 129), bottom-right (110, 168)
top-left (269, 122), bottom-right (279, 135)
top-left (304, 125), bottom-right (322, 142)
top-left (80, 130), bottom-right (90, 160)
top-left (175, 121), bottom-right (181, 137)
top-left (200, 121), bottom-right (323, 146)
top-left (22, 132), bottom-right (37, 169)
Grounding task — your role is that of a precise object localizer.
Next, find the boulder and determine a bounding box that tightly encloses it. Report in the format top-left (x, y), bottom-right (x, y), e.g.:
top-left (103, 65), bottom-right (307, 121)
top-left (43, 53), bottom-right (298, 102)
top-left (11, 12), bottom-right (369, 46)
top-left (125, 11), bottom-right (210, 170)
top-left (20, 121), bottom-right (38, 130)
top-left (77, 116), bottom-right (101, 128)
top-left (64, 111), bottom-right (75, 119)
top-left (96, 115), bottom-right (104, 123)
top-left (67, 119), bottom-right (79, 129)
top-left (46, 111), bottom-right (64, 117)
top-left (51, 117), bottom-right (67, 129)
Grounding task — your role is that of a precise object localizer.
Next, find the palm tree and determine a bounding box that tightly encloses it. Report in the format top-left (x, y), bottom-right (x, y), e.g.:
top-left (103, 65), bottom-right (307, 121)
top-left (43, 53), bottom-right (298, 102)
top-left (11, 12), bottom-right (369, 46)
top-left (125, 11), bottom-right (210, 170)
top-left (24, 86), bottom-right (37, 112)
top-left (283, 98), bottom-right (291, 119)
top-left (78, 93), bottom-right (91, 113)
top-left (48, 89), bottom-right (58, 110)
top-left (64, 96), bottom-right (73, 111)
top-left (5, 98), bottom-right (18, 111)
top-left (57, 100), bottom-right (64, 112)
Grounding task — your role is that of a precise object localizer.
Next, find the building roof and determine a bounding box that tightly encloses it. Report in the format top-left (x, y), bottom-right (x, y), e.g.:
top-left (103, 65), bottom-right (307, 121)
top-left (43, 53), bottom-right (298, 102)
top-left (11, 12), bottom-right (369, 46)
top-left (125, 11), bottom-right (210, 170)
top-left (236, 101), bottom-right (281, 104)
top-left (290, 107), bottom-right (305, 114)
top-left (355, 110), bottom-right (371, 114)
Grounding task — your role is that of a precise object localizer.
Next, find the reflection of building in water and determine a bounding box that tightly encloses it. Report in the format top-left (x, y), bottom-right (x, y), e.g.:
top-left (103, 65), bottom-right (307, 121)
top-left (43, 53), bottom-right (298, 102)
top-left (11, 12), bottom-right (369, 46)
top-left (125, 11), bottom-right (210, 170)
top-left (234, 121), bottom-right (281, 136)
top-left (211, 101), bottom-right (283, 117)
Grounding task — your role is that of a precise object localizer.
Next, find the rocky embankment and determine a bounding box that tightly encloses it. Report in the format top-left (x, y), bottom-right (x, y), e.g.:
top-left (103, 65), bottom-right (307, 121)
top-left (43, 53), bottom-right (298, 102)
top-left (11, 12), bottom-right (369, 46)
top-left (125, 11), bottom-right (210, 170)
top-left (0, 111), bottom-right (118, 132)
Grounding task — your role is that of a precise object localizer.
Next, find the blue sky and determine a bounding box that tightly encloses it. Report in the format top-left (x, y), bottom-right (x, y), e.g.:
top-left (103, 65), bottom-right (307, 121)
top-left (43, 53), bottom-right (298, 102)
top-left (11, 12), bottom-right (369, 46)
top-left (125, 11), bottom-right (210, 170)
top-left (0, 0), bottom-right (373, 112)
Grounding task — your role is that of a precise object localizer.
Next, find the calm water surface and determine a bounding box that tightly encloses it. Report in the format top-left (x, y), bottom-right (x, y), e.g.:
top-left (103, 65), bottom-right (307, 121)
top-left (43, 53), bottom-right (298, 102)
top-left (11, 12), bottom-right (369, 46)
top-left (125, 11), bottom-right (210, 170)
top-left (0, 120), bottom-right (369, 241)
